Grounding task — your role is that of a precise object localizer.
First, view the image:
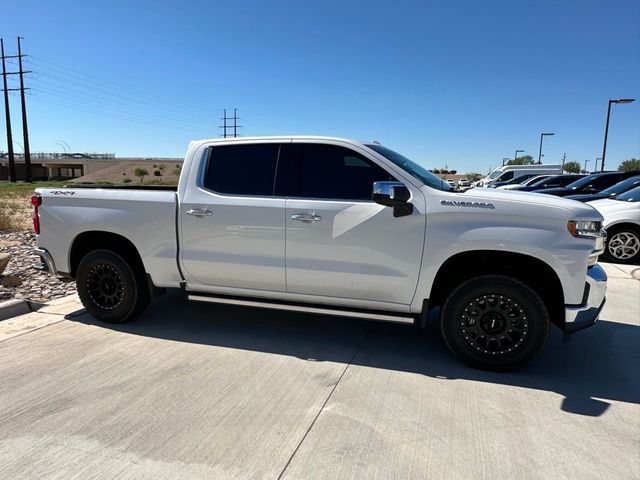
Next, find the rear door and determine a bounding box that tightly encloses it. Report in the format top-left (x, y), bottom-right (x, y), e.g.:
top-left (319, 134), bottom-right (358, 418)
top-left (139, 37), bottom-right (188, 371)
top-left (180, 142), bottom-right (287, 292)
top-left (284, 141), bottom-right (425, 306)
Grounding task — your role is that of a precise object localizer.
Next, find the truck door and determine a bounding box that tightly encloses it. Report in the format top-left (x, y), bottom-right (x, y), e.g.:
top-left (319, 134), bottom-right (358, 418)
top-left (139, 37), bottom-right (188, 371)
top-left (180, 142), bottom-right (286, 292)
top-left (284, 142), bottom-right (425, 305)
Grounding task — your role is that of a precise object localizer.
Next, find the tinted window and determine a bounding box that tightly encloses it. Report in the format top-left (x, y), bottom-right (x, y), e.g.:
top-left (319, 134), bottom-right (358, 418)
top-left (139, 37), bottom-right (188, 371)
top-left (498, 172), bottom-right (514, 181)
top-left (616, 186), bottom-right (640, 202)
top-left (587, 174), bottom-right (623, 190)
top-left (204, 144), bottom-right (280, 196)
top-left (294, 144), bottom-right (395, 200)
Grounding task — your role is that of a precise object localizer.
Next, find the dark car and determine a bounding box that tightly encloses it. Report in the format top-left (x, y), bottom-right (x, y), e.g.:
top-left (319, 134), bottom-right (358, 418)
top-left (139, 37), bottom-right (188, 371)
top-left (512, 174), bottom-right (585, 192)
top-left (490, 173), bottom-right (544, 188)
top-left (536, 171), bottom-right (640, 197)
top-left (566, 176), bottom-right (640, 202)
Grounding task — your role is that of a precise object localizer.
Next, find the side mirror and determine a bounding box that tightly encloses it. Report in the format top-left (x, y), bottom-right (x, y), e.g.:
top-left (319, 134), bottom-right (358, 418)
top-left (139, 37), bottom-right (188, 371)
top-left (372, 181), bottom-right (413, 217)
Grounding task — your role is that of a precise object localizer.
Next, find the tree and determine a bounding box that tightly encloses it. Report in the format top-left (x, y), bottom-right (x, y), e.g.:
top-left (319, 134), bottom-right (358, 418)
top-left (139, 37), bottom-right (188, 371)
top-left (134, 168), bottom-right (149, 184)
top-left (563, 161), bottom-right (582, 174)
top-left (465, 172), bottom-right (482, 180)
top-left (618, 158), bottom-right (640, 172)
top-left (506, 155), bottom-right (535, 166)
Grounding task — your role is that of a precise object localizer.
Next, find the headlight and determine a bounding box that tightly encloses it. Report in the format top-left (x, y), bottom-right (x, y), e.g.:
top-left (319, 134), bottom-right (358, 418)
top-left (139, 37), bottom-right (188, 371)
top-left (567, 220), bottom-right (603, 238)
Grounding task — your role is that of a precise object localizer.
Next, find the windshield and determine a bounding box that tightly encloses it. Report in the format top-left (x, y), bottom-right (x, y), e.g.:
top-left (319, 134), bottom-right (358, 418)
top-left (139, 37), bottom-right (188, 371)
top-left (488, 169), bottom-right (503, 179)
top-left (565, 173), bottom-right (605, 189)
top-left (365, 144), bottom-right (451, 191)
top-left (615, 186), bottom-right (640, 202)
top-left (523, 175), bottom-right (550, 186)
top-left (601, 176), bottom-right (640, 195)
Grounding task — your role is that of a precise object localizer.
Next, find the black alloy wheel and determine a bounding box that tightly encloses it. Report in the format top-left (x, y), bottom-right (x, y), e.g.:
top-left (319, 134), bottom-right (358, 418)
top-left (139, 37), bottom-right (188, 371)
top-left (76, 249), bottom-right (149, 323)
top-left (441, 275), bottom-right (549, 370)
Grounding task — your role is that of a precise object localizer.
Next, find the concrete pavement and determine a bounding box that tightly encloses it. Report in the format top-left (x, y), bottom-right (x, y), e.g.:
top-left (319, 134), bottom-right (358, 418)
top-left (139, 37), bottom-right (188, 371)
top-left (0, 264), bottom-right (638, 479)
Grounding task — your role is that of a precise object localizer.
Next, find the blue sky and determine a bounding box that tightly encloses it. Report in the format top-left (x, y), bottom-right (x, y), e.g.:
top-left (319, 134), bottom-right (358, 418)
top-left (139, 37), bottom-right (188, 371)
top-left (2, 0), bottom-right (639, 174)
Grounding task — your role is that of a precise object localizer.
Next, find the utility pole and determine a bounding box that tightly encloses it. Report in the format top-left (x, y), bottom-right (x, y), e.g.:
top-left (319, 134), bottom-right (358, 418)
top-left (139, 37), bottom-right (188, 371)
top-left (16, 37), bottom-right (31, 182)
top-left (233, 108), bottom-right (238, 138)
top-left (561, 152), bottom-right (566, 172)
top-left (0, 38), bottom-right (16, 182)
top-left (219, 108), bottom-right (242, 138)
top-left (221, 108), bottom-right (227, 138)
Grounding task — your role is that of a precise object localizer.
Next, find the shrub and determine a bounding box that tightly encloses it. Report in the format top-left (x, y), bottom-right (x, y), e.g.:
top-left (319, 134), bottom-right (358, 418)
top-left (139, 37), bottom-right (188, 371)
top-left (123, 178), bottom-right (132, 184)
top-left (134, 168), bottom-right (149, 183)
top-left (154, 170), bottom-right (162, 176)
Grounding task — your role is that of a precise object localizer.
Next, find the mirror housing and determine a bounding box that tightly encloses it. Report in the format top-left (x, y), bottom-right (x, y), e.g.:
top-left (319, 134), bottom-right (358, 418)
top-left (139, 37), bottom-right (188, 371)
top-left (372, 181), bottom-right (413, 217)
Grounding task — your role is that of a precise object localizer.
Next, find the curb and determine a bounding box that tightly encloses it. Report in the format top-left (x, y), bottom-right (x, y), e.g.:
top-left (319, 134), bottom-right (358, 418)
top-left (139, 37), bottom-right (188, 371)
top-left (0, 299), bottom-right (35, 321)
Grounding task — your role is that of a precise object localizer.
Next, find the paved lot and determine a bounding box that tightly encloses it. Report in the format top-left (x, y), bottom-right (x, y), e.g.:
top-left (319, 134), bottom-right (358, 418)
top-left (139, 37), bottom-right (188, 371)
top-left (0, 263), bottom-right (638, 480)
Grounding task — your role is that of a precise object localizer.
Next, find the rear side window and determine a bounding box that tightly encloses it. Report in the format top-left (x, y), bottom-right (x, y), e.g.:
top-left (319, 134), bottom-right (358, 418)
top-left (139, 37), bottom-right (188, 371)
top-left (291, 144), bottom-right (395, 200)
top-left (203, 144), bottom-right (280, 196)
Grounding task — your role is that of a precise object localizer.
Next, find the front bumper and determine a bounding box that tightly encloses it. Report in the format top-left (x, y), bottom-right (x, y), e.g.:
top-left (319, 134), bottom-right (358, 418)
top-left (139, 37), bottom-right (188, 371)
top-left (33, 247), bottom-right (57, 276)
top-left (564, 264), bottom-right (607, 334)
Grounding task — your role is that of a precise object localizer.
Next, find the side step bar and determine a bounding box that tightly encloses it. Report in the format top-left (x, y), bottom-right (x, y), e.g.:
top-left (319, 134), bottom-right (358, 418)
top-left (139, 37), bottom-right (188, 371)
top-left (187, 293), bottom-right (415, 324)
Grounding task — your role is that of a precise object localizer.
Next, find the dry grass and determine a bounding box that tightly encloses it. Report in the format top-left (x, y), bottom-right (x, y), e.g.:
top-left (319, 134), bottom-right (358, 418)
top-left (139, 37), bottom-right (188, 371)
top-left (0, 181), bottom-right (66, 232)
top-left (0, 194), bottom-right (34, 231)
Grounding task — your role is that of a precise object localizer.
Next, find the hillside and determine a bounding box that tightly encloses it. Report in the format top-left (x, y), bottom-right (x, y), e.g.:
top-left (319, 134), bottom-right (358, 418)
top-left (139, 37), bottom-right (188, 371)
top-left (70, 160), bottom-right (183, 185)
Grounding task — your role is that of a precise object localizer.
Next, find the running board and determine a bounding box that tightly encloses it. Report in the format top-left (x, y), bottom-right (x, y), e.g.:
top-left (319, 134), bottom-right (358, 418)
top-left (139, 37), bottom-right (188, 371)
top-left (187, 293), bottom-right (415, 324)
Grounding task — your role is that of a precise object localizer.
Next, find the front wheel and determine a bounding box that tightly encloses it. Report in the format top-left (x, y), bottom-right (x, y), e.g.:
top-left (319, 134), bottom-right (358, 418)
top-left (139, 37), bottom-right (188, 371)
top-left (440, 275), bottom-right (549, 370)
top-left (76, 249), bottom-right (149, 323)
top-left (601, 226), bottom-right (640, 264)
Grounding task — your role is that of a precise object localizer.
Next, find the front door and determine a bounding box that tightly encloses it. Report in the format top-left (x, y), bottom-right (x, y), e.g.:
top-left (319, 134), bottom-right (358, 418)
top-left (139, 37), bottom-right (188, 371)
top-left (284, 142), bottom-right (425, 305)
top-left (180, 142), bottom-right (286, 292)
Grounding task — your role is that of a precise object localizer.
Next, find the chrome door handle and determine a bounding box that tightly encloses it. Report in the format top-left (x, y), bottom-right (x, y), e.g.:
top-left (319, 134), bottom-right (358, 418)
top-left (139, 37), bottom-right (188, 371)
top-left (186, 208), bottom-right (213, 217)
top-left (290, 213), bottom-right (321, 223)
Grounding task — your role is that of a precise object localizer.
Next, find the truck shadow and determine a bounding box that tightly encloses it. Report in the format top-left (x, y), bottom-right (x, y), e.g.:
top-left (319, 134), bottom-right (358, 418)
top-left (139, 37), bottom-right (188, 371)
top-left (67, 291), bottom-right (639, 417)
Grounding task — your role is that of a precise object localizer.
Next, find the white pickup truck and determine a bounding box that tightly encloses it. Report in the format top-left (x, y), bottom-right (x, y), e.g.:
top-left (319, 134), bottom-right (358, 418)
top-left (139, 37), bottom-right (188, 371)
top-left (33, 136), bottom-right (607, 369)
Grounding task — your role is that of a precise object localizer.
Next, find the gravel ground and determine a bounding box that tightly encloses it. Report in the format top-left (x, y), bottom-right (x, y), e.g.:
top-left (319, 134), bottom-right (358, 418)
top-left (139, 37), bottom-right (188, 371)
top-left (0, 231), bottom-right (76, 303)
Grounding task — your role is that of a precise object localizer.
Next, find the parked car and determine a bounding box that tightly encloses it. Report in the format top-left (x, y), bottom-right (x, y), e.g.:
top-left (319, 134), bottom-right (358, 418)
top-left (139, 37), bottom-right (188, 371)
top-left (536, 171), bottom-right (640, 197)
top-left (457, 178), bottom-right (471, 189)
top-left (490, 173), bottom-right (542, 188)
top-left (498, 174), bottom-right (554, 190)
top-left (475, 164), bottom-right (563, 188)
top-left (567, 176), bottom-right (640, 203)
top-left (512, 174), bottom-right (586, 192)
top-left (445, 179), bottom-right (456, 188)
top-left (588, 186), bottom-right (640, 264)
top-left (33, 136), bottom-right (607, 370)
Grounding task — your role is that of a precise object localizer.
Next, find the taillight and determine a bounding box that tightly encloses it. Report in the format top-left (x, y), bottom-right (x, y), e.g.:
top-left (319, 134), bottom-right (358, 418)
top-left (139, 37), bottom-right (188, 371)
top-left (31, 194), bottom-right (42, 235)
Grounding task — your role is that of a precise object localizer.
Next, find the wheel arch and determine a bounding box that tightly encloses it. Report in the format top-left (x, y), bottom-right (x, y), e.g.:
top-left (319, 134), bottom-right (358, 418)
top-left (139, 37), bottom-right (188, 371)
top-left (69, 231), bottom-right (146, 280)
top-left (428, 250), bottom-right (565, 329)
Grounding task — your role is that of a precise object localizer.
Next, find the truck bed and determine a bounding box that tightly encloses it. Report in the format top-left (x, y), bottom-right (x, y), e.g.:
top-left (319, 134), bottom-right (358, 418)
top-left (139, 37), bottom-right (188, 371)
top-left (34, 186), bottom-right (182, 288)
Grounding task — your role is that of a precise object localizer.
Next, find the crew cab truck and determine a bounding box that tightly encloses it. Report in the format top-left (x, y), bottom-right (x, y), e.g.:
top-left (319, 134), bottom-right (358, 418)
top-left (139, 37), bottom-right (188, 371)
top-left (33, 137), bottom-right (608, 370)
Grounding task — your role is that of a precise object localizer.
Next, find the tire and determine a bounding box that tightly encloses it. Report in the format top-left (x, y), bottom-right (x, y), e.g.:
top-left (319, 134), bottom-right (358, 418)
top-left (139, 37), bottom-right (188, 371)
top-left (76, 249), bottom-right (149, 323)
top-left (601, 226), bottom-right (640, 264)
top-left (440, 275), bottom-right (549, 370)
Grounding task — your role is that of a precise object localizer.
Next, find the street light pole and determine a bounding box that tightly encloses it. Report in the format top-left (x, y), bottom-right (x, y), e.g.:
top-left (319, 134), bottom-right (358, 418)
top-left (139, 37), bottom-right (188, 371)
top-left (584, 159), bottom-right (590, 173)
top-left (502, 157), bottom-right (510, 166)
top-left (514, 150), bottom-right (524, 164)
top-left (595, 157), bottom-right (603, 172)
top-left (601, 98), bottom-right (635, 172)
top-left (538, 132), bottom-right (555, 164)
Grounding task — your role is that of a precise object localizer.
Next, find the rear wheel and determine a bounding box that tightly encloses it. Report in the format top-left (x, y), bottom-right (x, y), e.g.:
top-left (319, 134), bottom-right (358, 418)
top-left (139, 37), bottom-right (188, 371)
top-left (76, 249), bottom-right (149, 323)
top-left (440, 275), bottom-right (549, 370)
top-left (602, 226), bottom-right (640, 264)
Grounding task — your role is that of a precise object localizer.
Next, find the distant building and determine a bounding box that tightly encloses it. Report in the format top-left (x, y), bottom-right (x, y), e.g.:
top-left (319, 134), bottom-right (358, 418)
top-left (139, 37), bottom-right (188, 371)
top-left (0, 152), bottom-right (183, 181)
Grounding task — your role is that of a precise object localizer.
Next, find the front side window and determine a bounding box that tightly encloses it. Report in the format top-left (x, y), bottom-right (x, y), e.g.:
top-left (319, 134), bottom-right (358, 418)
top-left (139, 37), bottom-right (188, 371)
top-left (203, 144), bottom-right (280, 196)
top-left (498, 172), bottom-right (515, 181)
top-left (616, 186), bottom-right (640, 202)
top-left (293, 144), bottom-right (395, 200)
